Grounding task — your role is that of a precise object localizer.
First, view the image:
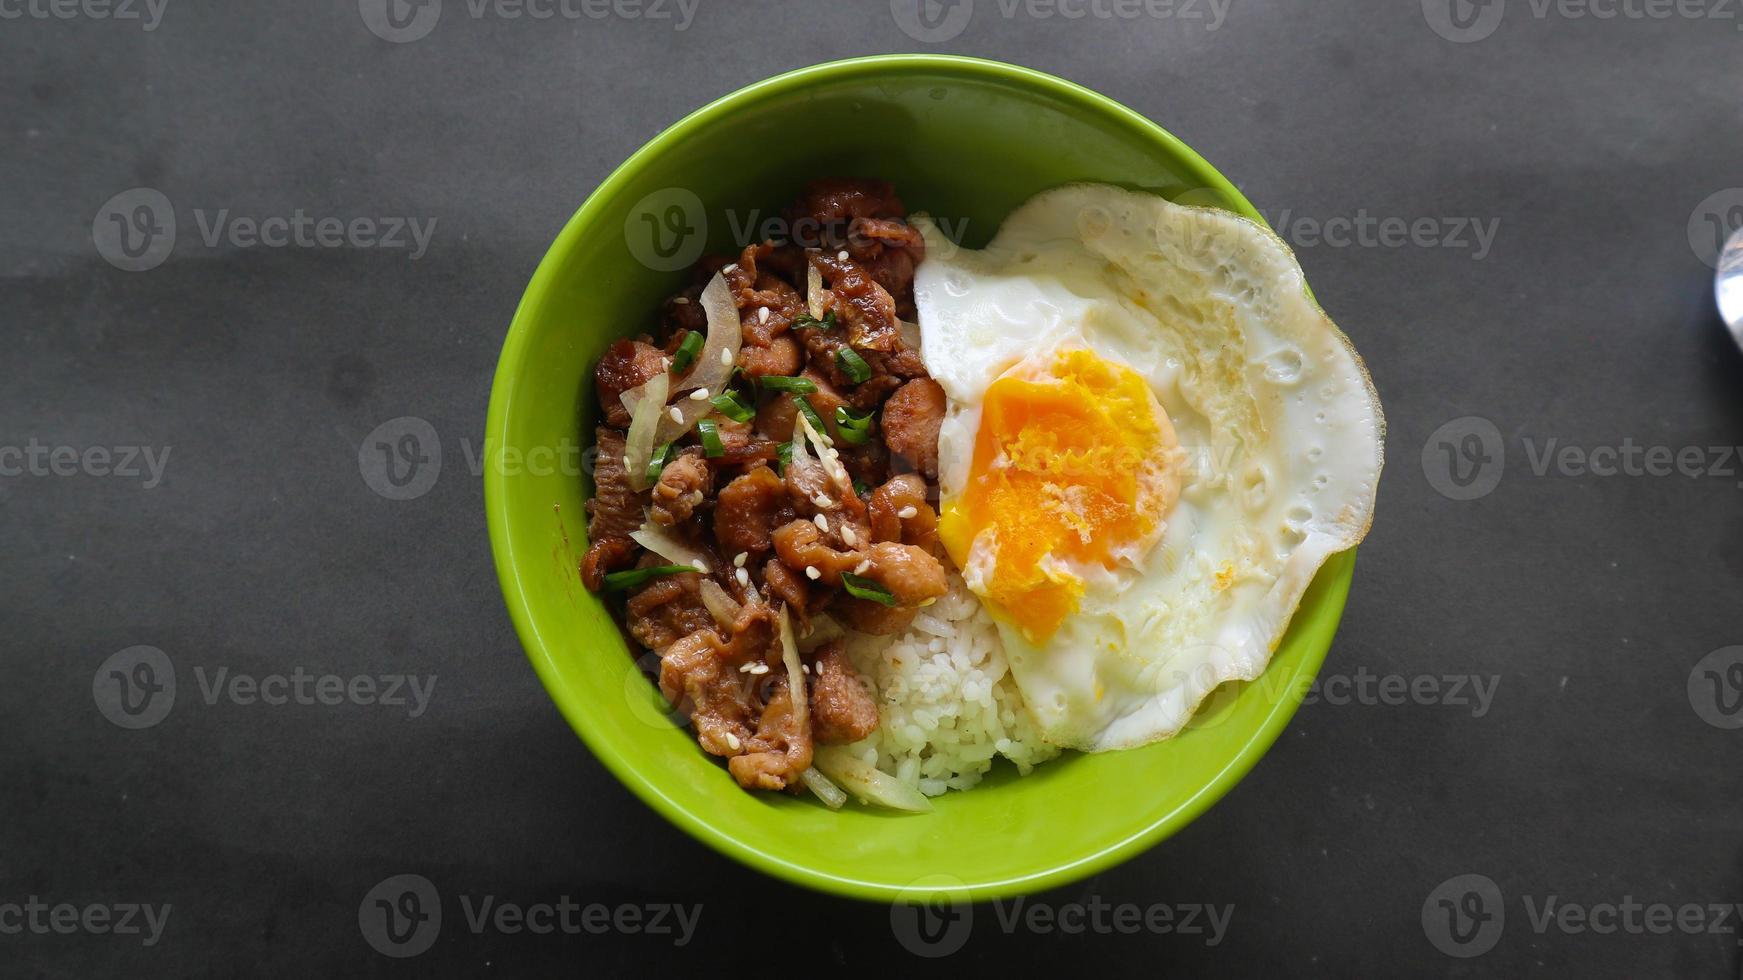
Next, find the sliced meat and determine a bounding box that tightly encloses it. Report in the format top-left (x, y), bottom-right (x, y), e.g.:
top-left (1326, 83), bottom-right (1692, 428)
top-left (809, 250), bottom-right (902, 353)
top-left (738, 332), bottom-right (802, 377)
top-left (868, 473), bottom-right (938, 550)
top-left (594, 340), bottom-right (668, 428)
top-left (809, 642), bottom-right (879, 744)
top-left (831, 596), bottom-right (918, 636)
top-left (658, 630), bottom-right (755, 758)
top-left (785, 178), bottom-right (906, 246)
top-left (626, 569), bottom-right (716, 651)
top-left (847, 217), bottom-right (925, 316)
top-left (857, 542), bottom-right (948, 606)
top-left (772, 519), bottom-right (864, 587)
top-left (583, 428), bottom-right (647, 591)
top-left (882, 378), bottom-right (945, 479)
top-left (761, 558), bottom-right (816, 621)
top-left (650, 452), bottom-right (711, 527)
top-left (837, 439), bottom-right (890, 491)
top-left (579, 535), bottom-right (638, 591)
top-left (727, 676), bottom-right (812, 791)
top-left (713, 465), bottom-right (792, 559)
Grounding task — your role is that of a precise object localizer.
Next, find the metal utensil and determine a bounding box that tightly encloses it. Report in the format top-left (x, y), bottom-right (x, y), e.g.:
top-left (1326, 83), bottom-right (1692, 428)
top-left (1718, 226), bottom-right (1743, 350)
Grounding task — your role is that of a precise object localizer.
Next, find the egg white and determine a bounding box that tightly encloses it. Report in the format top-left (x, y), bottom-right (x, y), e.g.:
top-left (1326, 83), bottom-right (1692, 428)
top-left (913, 184), bottom-right (1384, 752)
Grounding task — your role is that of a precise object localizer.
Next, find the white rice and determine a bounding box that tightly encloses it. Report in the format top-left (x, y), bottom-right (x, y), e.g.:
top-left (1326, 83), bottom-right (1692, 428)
top-left (838, 573), bottom-right (1059, 796)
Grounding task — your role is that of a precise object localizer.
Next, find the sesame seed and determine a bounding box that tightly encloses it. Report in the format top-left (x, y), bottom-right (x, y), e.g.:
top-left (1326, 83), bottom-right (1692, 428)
top-left (735, 567), bottom-right (750, 586)
top-left (689, 387), bottom-right (710, 401)
top-left (720, 347), bottom-right (734, 367)
top-left (622, 455), bottom-right (632, 470)
top-left (813, 513), bottom-right (829, 531)
top-left (733, 552), bottom-right (748, 568)
top-left (725, 733), bottom-right (741, 750)
top-left (673, 296), bottom-right (690, 305)
top-left (841, 526), bottom-right (857, 546)
top-left (751, 663), bottom-right (770, 675)
top-left (813, 495), bottom-right (834, 509)
top-left (721, 263), bottom-right (738, 274)
top-left (739, 662), bottom-right (754, 673)
top-left (805, 566), bottom-right (821, 580)
top-left (837, 250), bottom-right (849, 262)
top-left (898, 505), bottom-right (918, 519)
top-left (854, 560), bottom-right (872, 575)
top-left (691, 559), bottom-right (709, 573)
top-left (757, 306), bottom-right (770, 324)
top-left (668, 406), bottom-right (683, 424)
top-left (802, 663), bottom-right (810, 674)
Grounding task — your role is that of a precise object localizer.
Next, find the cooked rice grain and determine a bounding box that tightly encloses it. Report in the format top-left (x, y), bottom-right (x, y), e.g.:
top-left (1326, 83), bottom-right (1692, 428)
top-left (842, 574), bottom-right (1059, 796)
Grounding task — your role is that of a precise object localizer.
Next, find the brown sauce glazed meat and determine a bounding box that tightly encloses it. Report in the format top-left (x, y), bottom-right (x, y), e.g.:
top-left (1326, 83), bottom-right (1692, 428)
top-left (581, 178), bottom-right (949, 794)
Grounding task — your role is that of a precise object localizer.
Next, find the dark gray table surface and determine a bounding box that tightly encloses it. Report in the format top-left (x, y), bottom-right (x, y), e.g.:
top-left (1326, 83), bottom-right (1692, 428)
top-left (6, 0), bottom-right (1743, 975)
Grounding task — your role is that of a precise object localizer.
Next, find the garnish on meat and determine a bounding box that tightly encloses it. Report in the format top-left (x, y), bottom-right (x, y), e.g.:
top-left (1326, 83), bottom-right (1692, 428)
top-left (581, 178), bottom-right (943, 801)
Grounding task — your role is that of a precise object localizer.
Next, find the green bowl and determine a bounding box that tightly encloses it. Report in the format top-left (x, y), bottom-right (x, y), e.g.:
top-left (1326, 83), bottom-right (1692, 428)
top-left (485, 55), bottom-right (1355, 902)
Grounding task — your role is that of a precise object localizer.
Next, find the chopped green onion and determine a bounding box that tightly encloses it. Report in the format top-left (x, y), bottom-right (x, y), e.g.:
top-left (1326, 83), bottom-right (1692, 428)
top-left (645, 441), bottom-right (675, 484)
top-left (833, 406), bottom-right (873, 446)
top-left (794, 396), bottom-right (828, 438)
top-left (775, 441), bottom-right (793, 474)
top-left (710, 389), bottom-right (755, 423)
top-left (835, 348), bottom-right (872, 384)
top-left (670, 330), bottom-right (703, 373)
top-left (852, 478), bottom-right (870, 497)
top-left (697, 418), bottom-right (725, 458)
top-left (760, 375), bottom-right (817, 394)
top-left (792, 311), bottom-right (837, 330)
top-left (602, 564), bottom-right (698, 591)
top-left (841, 572), bottom-right (897, 606)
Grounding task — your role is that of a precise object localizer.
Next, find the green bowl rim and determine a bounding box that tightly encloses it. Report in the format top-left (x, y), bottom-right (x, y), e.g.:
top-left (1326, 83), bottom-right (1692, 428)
top-left (485, 53), bottom-right (1348, 903)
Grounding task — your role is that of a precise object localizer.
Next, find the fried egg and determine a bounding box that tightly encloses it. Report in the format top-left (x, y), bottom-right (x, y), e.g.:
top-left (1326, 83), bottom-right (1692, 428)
top-left (914, 184), bottom-right (1384, 752)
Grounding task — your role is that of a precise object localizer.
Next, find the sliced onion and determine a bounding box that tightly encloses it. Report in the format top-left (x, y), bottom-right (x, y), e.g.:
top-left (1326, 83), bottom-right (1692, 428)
top-left (778, 605), bottom-right (807, 732)
top-left (800, 767), bottom-right (846, 809)
top-left (795, 409), bottom-right (853, 496)
top-left (630, 516), bottom-right (710, 573)
top-left (697, 578), bottom-right (740, 629)
top-left (677, 272), bottom-right (741, 396)
top-left (798, 613), bottom-right (845, 653)
top-left (806, 259), bottom-right (826, 320)
top-left (813, 745), bottom-right (933, 813)
top-left (897, 317), bottom-right (922, 352)
top-left (621, 371), bottom-right (669, 491)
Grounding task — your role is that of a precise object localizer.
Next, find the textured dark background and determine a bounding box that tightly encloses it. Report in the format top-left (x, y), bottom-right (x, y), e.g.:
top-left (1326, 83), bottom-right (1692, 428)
top-left (6, 0), bottom-right (1743, 975)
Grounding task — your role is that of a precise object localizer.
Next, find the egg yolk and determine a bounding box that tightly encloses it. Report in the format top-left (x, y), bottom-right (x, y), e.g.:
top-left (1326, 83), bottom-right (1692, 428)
top-left (940, 348), bottom-right (1181, 643)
